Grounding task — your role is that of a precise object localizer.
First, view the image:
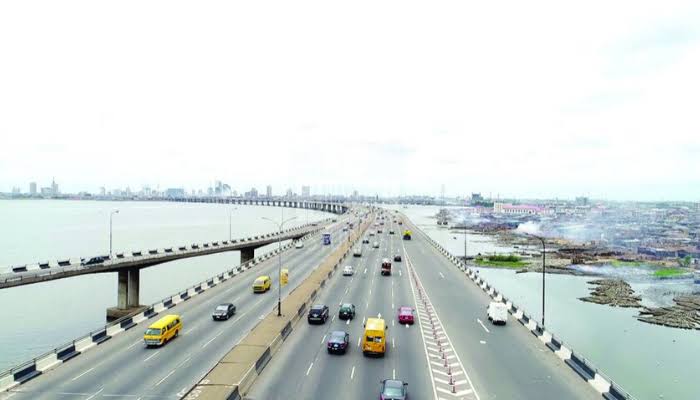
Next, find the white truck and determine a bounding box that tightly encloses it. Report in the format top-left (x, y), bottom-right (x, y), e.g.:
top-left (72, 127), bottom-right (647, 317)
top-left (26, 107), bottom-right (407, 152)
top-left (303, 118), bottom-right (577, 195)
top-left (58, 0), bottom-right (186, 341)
top-left (487, 301), bottom-right (508, 325)
top-left (353, 247), bottom-right (362, 257)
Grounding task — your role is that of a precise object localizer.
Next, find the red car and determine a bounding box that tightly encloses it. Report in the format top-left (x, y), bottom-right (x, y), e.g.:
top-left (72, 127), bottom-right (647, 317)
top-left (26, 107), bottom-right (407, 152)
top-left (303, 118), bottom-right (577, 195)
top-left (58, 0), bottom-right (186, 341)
top-left (398, 306), bottom-right (415, 325)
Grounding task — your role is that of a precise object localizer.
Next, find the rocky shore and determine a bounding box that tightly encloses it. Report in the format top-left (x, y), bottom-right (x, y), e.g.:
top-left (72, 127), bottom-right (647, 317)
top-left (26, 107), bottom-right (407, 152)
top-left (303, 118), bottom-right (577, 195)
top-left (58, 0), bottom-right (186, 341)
top-left (637, 295), bottom-right (700, 330)
top-left (579, 279), bottom-right (642, 308)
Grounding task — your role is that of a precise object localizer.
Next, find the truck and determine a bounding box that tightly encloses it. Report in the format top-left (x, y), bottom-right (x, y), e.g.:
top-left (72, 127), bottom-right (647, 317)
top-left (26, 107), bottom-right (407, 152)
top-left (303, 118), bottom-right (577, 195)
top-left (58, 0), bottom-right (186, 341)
top-left (322, 230), bottom-right (331, 245)
top-left (402, 230), bottom-right (412, 240)
top-left (381, 258), bottom-right (392, 276)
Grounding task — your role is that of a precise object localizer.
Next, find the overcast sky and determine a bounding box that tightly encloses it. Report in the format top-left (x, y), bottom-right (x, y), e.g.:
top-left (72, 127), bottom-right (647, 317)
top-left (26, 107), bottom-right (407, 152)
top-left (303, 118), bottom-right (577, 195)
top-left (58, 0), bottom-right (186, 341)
top-left (1, 1), bottom-right (699, 201)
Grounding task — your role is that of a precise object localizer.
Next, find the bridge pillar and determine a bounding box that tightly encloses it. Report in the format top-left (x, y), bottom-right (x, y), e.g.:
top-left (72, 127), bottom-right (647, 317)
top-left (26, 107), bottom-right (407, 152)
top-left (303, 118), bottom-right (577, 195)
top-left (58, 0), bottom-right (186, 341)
top-left (108, 268), bottom-right (144, 321)
top-left (240, 247), bottom-right (255, 264)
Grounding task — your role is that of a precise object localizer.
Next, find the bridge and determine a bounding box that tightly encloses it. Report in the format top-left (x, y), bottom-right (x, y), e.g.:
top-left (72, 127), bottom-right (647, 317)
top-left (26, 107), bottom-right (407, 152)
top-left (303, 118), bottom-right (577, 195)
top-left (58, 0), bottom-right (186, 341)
top-left (163, 196), bottom-right (350, 214)
top-left (0, 211), bottom-right (633, 400)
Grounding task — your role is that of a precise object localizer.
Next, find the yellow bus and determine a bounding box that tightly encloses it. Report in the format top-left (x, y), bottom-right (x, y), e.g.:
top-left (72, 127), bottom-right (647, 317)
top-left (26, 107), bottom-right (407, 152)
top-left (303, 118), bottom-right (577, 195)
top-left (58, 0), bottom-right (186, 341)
top-left (253, 275), bottom-right (271, 293)
top-left (144, 314), bottom-right (182, 347)
top-left (362, 317), bottom-right (387, 356)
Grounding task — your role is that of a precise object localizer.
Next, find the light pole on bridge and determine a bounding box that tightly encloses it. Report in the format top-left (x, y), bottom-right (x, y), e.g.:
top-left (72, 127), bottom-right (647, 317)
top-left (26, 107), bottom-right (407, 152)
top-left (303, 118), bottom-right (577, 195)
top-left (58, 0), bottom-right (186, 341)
top-left (109, 209), bottom-right (119, 258)
top-left (527, 233), bottom-right (547, 328)
top-left (262, 216), bottom-right (297, 317)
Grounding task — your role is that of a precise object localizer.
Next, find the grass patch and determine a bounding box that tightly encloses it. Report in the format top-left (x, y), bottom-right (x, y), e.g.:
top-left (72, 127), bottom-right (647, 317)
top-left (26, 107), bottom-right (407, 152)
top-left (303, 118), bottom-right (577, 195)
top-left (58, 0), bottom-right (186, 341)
top-left (475, 254), bottom-right (527, 268)
top-left (653, 268), bottom-right (686, 278)
top-left (610, 260), bottom-right (644, 267)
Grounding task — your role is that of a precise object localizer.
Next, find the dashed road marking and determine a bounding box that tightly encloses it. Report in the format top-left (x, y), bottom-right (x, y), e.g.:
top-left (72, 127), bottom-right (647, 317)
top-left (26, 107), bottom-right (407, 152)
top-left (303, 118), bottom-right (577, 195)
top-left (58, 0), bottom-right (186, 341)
top-left (439, 272), bottom-right (445, 279)
top-left (71, 367), bottom-right (94, 381)
top-left (477, 319), bottom-right (490, 333)
top-left (350, 366), bottom-right (355, 380)
top-left (143, 350), bottom-right (161, 362)
top-left (306, 362), bottom-right (314, 376)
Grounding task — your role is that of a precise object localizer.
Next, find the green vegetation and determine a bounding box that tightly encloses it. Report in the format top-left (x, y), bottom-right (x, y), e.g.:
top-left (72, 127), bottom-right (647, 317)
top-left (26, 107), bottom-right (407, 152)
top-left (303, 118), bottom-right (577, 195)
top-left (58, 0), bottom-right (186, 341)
top-left (475, 254), bottom-right (527, 268)
top-left (654, 268), bottom-right (687, 278)
top-left (679, 255), bottom-right (692, 268)
top-left (610, 260), bottom-right (644, 267)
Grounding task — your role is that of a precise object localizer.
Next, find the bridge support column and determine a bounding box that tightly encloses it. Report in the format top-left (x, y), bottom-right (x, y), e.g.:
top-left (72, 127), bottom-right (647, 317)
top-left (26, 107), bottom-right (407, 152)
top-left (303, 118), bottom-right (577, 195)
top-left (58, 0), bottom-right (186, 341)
top-left (240, 247), bottom-right (255, 265)
top-left (107, 268), bottom-right (145, 322)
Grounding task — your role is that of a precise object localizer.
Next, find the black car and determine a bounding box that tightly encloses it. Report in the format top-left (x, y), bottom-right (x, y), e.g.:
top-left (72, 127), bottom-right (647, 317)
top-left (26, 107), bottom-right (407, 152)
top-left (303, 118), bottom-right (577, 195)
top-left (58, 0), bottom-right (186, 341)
top-left (380, 379), bottom-right (408, 400)
top-left (307, 304), bottom-right (329, 324)
top-left (363, 238), bottom-right (370, 244)
top-left (81, 256), bottom-right (108, 266)
top-left (338, 303), bottom-right (356, 320)
top-left (212, 303), bottom-right (236, 320)
top-left (327, 330), bottom-right (350, 354)
top-left (394, 254), bottom-right (402, 262)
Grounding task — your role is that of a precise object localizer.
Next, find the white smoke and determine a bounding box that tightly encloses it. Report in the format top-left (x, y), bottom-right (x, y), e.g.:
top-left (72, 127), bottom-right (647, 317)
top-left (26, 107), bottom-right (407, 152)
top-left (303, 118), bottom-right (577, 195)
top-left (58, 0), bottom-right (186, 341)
top-left (515, 221), bottom-right (541, 236)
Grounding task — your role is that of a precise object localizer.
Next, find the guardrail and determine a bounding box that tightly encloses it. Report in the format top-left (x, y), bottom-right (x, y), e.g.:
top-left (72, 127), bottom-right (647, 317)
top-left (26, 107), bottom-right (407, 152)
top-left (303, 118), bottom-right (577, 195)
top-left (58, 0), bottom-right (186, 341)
top-left (404, 217), bottom-right (637, 400)
top-left (0, 224), bottom-right (329, 392)
top-left (1, 220), bottom-right (330, 283)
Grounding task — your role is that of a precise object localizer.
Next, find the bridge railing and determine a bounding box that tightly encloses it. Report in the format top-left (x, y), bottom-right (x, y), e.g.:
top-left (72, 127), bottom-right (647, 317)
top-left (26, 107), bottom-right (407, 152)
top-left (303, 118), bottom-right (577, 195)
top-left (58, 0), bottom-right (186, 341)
top-left (404, 215), bottom-right (638, 400)
top-left (0, 222), bottom-right (323, 283)
top-left (0, 223), bottom-right (331, 390)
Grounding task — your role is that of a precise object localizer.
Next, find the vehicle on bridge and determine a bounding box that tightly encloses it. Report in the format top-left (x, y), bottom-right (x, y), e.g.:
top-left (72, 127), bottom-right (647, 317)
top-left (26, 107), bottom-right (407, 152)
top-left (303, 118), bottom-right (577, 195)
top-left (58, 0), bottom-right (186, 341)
top-left (327, 331), bottom-right (350, 354)
top-left (394, 254), bottom-right (402, 262)
top-left (81, 255), bottom-right (108, 266)
top-left (487, 301), bottom-right (508, 325)
top-left (307, 304), bottom-right (329, 324)
top-left (144, 314), bottom-right (181, 347)
top-left (397, 306), bottom-right (415, 325)
top-left (402, 230), bottom-right (412, 240)
top-left (373, 241), bottom-right (380, 248)
top-left (253, 276), bottom-right (271, 293)
top-left (389, 229), bottom-right (395, 234)
top-left (363, 237), bottom-right (370, 244)
top-left (295, 241), bottom-right (304, 249)
top-left (343, 265), bottom-right (355, 276)
top-left (381, 258), bottom-right (392, 275)
top-left (362, 317), bottom-right (387, 357)
top-left (338, 303), bottom-right (356, 320)
top-left (322, 230), bottom-right (332, 245)
top-left (353, 247), bottom-right (362, 257)
top-left (380, 379), bottom-right (408, 400)
top-left (212, 303), bottom-right (236, 321)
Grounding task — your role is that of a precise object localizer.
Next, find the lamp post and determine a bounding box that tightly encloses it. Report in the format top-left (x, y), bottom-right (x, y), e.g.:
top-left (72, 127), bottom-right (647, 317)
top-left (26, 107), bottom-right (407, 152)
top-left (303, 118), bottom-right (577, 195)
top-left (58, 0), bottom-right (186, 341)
top-left (229, 208), bottom-right (238, 241)
top-left (262, 216), bottom-right (297, 316)
top-left (528, 233), bottom-right (546, 328)
top-left (109, 209), bottom-right (119, 258)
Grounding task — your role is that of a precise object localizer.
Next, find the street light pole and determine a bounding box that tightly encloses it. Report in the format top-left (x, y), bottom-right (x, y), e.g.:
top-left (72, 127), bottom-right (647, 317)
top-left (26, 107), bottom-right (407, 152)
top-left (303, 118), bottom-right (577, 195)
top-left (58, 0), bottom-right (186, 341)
top-left (109, 210), bottom-right (119, 258)
top-left (529, 234), bottom-right (546, 328)
top-left (262, 216), bottom-right (297, 316)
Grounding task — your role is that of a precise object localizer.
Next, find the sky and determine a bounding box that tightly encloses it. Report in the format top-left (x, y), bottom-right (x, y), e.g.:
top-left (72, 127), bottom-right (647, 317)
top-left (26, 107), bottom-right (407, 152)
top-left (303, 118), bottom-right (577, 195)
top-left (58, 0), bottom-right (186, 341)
top-left (1, 1), bottom-right (699, 201)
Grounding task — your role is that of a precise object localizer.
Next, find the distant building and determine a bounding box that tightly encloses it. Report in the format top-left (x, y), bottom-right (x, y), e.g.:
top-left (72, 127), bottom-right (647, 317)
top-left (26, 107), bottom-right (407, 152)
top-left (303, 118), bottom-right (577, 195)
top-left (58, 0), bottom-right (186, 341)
top-left (166, 188), bottom-right (186, 198)
top-left (493, 202), bottom-right (552, 215)
top-left (266, 185), bottom-right (272, 198)
top-left (99, 187), bottom-right (106, 196)
top-left (576, 196), bottom-right (589, 206)
top-left (40, 187), bottom-right (53, 195)
top-left (352, 190), bottom-right (359, 199)
top-left (302, 185), bottom-right (310, 198)
top-left (471, 193), bottom-right (484, 202)
top-left (286, 188), bottom-right (294, 198)
top-left (29, 182), bottom-right (37, 195)
top-left (51, 178), bottom-right (59, 195)
top-left (244, 188), bottom-right (258, 198)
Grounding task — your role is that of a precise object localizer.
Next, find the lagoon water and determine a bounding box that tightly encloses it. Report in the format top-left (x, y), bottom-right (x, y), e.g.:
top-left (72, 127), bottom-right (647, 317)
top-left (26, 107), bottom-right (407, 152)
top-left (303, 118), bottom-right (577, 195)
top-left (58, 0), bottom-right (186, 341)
top-left (0, 200), bottom-right (328, 372)
top-left (391, 204), bottom-right (700, 400)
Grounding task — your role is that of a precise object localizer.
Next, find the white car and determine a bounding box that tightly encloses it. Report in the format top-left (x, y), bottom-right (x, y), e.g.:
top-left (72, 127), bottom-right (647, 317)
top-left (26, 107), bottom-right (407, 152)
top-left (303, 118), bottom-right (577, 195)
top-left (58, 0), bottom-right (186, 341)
top-left (343, 265), bottom-right (354, 276)
top-left (487, 301), bottom-right (508, 325)
top-left (295, 241), bottom-right (304, 249)
top-left (372, 241), bottom-right (380, 248)
top-left (353, 247), bottom-right (362, 257)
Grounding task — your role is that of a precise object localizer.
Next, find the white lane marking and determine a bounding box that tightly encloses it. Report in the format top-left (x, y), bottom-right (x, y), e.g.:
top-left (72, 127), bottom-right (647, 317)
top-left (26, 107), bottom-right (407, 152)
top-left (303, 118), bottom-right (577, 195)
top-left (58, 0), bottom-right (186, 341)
top-left (369, 289), bottom-right (371, 296)
top-left (405, 323), bottom-right (409, 329)
top-left (155, 369), bottom-right (176, 386)
top-left (71, 367), bottom-right (95, 381)
top-left (480, 340), bottom-right (486, 344)
top-left (85, 388), bottom-right (104, 400)
top-left (346, 319), bottom-right (350, 325)
top-left (350, 366), bottom-right (356, 380)
top-left (202, 331), bottom-right (222, 348)
top-left (321, 334), bottom-right (327, 344)
top-left (439, 272), bottom-right (445, 279)
top-left (392, 338), bottom-right (395, 349)
top-left (306, 362), bottom-right (314, 376)
top-left (393, 368), bottom-right (396, 380)
top-left (399, 270), bottom-right (402, 276)
top-left (392, 319), bottom-right (395, 327)
top-left (332, 315), bottom-right (336, 322)
top-left (184, 323), bottom-right (201, 334)
top-left (477, 318), bottom-right (491, 333)
top-left (357, 337), bottom-right (361, 347)
top-left (143, 350), bottom-right (161, 362)
top-left (364, 268), bottom-right (367, 274)
top-left (392, 303), bottom-right (395, 309)
top-left (127, 339), bottom-right (143, 350)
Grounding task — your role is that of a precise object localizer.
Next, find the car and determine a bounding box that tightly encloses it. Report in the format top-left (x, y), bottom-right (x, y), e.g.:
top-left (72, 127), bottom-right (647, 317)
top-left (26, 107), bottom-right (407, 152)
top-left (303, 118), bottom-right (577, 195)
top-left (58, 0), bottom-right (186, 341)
top-left (338, 303), bottom-right (356, 320)
top-left (81, 256), bottom-right (108, 266)
top-left (377, 229), bottom-right (383, 234)
top-left (295, 241), bottom-right (304, 249)
top-left (397, 306), bottom-right (414, 325)
top-left (369, 231), bottom-right (376, 236)
top-left (343, 265), bottom-right (355, 276)
top-left (487, 301), bottom-right (508, 325)
top-left (389, 230), bottom-right (395, 234)
top-left (253, 276), bottom-right (271, 293)
top-left (307, 304), bottom-right (329, 324)
top-left (363, 238), bottom-right (370, 244)
top-left (212, 303), bottom-right (236, 320)
top-left (394, 254), bottom-right (402, 262)
top-left (342, 227), bottom-right (348, 232)
top-left (327, 330), bottom-right (350, 354)
top-left (380, 379), bottom-right (408, 400)
top-left (353, 247), bottom-right (362, 257)
top-left (373, 241), bottom-right (380, 248)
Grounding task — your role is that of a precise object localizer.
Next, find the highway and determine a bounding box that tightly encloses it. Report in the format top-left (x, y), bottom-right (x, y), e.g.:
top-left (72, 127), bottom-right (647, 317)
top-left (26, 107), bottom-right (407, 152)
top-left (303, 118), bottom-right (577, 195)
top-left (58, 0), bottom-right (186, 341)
top-left (0, 218), bottom-right (355, 400)
top-left (248, 215), bottom-right (601, 400)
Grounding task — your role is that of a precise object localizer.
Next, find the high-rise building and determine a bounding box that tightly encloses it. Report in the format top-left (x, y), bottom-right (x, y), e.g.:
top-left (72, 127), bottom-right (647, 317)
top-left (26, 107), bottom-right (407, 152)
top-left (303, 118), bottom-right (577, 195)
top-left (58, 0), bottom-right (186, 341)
top-left (302, 185), bottom-right (310, 198)
top-left (99, 187), bottom-right (106, 196)
top-left (286, 188), bottom-right (293, 198)
top-left (266, 185), bottom-right (272, 198)
top-left (51, 178), bottom-right (59, 195)
top-left (29, 182), bottom-right (37, 195)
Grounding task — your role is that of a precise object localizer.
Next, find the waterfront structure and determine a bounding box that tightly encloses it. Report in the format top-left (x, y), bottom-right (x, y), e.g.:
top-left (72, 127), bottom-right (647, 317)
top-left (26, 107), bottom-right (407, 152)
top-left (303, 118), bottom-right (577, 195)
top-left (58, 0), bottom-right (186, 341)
top-left (29, 182), bottom-right (37, 195)
top-left (302, 185), bottom-right (310, 198)
top-left (266, 185), bottom-right (272, 197)
top-left (493, 202), bottom-right (553, 215)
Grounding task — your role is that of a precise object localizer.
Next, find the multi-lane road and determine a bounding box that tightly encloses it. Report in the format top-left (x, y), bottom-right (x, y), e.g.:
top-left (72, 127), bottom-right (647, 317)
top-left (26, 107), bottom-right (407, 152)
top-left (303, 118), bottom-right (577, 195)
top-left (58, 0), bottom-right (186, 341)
top-left (249, 216), bottom-right (601, 400)
top-left (0, 218), bottom-right (355, 400)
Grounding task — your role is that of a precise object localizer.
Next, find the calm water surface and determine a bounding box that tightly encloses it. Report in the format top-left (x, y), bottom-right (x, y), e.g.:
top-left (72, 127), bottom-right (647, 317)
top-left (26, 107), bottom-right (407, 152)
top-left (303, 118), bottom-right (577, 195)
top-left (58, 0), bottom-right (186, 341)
top-left (0, 200), bottom-right (328, 371)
